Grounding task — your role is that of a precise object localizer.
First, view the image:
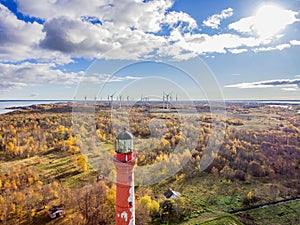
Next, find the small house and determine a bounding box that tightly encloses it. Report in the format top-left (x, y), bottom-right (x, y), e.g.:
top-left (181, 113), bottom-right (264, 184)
top-left (164, 188), bottom-right (181, 199)
top-left (48, 205), bottom-right (64, 219)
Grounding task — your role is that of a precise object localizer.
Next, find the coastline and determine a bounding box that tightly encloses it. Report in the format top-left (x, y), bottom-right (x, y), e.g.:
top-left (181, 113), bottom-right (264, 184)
top-left (0, 99), bottom-right (299, 115)
top-left (0, 100), bottom-right (70, 114)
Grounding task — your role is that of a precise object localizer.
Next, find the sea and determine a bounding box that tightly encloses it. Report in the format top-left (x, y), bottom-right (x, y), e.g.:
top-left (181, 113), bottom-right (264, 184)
top-left (0, 99), bottom-right (299, 115)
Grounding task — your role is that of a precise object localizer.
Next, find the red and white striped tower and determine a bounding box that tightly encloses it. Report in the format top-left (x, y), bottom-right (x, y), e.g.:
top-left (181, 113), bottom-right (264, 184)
top-left (113, 128), bottom-right (136, 225)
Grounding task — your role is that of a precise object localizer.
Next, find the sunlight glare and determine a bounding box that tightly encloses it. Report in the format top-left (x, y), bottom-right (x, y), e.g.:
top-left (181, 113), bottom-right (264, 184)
top-left (254, 4), bottom-right (295, 39)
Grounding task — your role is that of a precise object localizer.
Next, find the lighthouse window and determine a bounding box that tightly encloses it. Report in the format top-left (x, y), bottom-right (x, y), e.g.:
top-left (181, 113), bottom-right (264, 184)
top-left (128, 202), bottom-right (132, 207)
top-left (116, 139), bottom-right (133, 153)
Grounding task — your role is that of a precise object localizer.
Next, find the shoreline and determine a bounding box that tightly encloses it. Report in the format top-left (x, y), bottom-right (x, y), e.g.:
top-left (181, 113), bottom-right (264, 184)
top-left (0, 100), bottom-right (71, 115)
top-left (1, 99), bottom-right (299, 115)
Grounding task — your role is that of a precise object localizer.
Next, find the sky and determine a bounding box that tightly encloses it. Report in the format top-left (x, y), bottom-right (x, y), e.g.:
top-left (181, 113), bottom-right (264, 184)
top-left (0, 0), bottom-right (300, 100)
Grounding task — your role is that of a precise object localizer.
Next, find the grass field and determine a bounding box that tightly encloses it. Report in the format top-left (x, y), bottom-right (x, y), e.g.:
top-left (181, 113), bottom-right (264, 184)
top-left (180, 212), bottom-right (242, 225)
top-left (179, 200), bottom-right (300, 225)
top-left (198, 215), bottom-right (243, 225)
top-left (235, 200), bottom-right (300, 225)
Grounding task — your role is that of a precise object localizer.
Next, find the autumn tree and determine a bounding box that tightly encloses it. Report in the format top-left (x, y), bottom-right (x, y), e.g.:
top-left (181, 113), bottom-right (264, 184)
top-left (77, 155), bottom-right (88, 172)
top-left (75, 182), bottom-right (114, 224)
top-left (160, 197), bottom-right (191, 223)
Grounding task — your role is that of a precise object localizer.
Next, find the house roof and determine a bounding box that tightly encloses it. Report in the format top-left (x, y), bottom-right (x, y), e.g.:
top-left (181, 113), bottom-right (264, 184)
top-left (164, 188), bottom-right (181, 198)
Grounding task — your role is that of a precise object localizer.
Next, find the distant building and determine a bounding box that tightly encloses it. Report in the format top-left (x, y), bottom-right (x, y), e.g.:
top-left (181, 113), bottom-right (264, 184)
top-left (164, 188), bottom-right (181, 199)
top-left (96, 174), bottom-right (104, 182)
top-left (48, 205), bottom-right (64, 219)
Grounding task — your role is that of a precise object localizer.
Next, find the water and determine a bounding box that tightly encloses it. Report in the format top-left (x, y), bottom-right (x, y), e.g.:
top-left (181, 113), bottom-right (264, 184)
top-left (0, 100), bottom-right (70, 114)
top-left (227, 100), bottom-right (300, 104)
top-left (0, 99), bottom-right (299, 115)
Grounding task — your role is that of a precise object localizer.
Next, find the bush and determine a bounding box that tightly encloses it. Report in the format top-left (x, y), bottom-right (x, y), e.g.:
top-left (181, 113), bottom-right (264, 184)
top-left (235, 170), bottom-right (246, 181)
top-left (160, 197), bottom-right (191, 223)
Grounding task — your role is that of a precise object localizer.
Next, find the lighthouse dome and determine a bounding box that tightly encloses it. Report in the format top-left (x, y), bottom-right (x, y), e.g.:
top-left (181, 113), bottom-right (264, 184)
top-left (116, 129), bottom-right (133, 140)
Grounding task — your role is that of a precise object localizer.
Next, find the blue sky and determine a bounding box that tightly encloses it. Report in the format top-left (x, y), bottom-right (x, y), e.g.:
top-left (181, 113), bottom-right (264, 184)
top-left (0, 0), bottom-right (299, 100)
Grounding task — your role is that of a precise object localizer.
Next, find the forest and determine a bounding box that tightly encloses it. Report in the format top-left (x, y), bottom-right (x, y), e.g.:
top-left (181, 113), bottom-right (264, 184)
top-left (0, 101), bottom-right (299, 224)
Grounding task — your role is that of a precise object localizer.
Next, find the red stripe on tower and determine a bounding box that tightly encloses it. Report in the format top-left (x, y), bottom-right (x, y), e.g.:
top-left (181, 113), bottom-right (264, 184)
top-left (114, 128), bottom-right (136, 225)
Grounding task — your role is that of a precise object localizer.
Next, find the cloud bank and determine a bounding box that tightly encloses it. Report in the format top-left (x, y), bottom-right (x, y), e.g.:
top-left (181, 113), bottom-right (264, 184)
top-left (225, 78), bottom-right (300, 91)
top-left (0, 1), bottom-right (300, 92)
top-left (1, 1), bottom-right (299, 62)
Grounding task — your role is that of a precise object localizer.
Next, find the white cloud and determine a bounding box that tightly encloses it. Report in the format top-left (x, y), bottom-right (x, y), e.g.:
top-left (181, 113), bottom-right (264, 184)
top-left (81, 73), bottom-right (143, 84)
top-left (0, 61), bottom-right (143, 92)
top-left (276, 44), bottom-right (292, 51)
top-left (1, 1), bottom-right (298, 63)
top-left (0, 0), bottom-right (300, 94)
top-left (203, 8), bottom-right (233, 29)
top-left (40, 17), bottom-right (116, 57)
top-left (174, 33), bottom-right (267, 55)
top-left (100, 0), bottom-right (175, 33)
top-left (290, 40), bottom-right (300, 46)
top-left (0, 62), bottom-right (79, 90)
top-left (165, 11), bottom-right (198, 31)
top-left (15, 0), bottom-right (177, 33)
top-left (254, 43), bottom-right (291, 52)
top-left (0, 4), bottom-right (44, 61)
top-left (225, 78), bottom-right (300, 90)
top-left (281, 88), bottom-right (298, 91)
top-left (22, 0), bottom-right (196, 60)
top-left (228, 17), bottom-right (254, 34)
top-left (0, 0), bottom-right (199, 91)
top-left (229, 48), bottom-right (248, 54)
top-left (0, 81), bottom-right (27, 92)
top-left (16, 0), bottom-right (190, 34)
top-left (0, 4), bottom-right (75, 64)
top-left (229, 4), bottom-right (299, 39)
top-left (15, 0), bottom-right (111, 20)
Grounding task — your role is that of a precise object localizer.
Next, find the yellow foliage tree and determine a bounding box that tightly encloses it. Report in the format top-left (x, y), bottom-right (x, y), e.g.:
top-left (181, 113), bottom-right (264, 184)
top-left (105, 185), bottom-right (116, 209)
top-left (77, 155), bottom-right (88, 172)
top-left (139, 195), bottom-right (159, 215)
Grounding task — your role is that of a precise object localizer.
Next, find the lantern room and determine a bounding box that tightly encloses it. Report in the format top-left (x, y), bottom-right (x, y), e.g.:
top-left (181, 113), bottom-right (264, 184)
top-left (115, 128), bottom-right (134, 162)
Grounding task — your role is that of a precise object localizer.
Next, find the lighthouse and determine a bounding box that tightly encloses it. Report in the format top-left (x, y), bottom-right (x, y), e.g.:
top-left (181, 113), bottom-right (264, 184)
top-left (114, 128), bottom-right (136, 225)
